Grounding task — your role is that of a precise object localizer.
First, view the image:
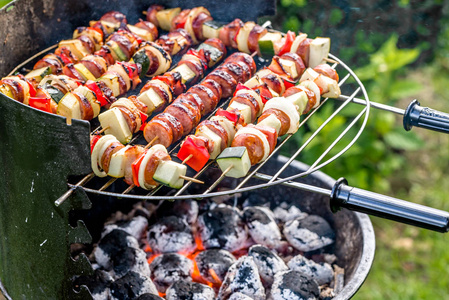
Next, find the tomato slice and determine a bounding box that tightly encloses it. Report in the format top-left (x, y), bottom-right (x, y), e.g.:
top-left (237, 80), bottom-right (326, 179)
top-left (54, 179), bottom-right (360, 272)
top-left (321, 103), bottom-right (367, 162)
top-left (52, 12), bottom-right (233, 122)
top-left (85, 80), bottom-right (108, 107)
top-left (277, 31), bottom-right (296, 56)
top-left (90, 134), bottom-right (102, 153)
top-left (216, 108), bottom-right (239, 125)
top-left (131, 150), bottom-right (148, 187)
top-left (29, 97), bottom-right (52, 113)
top-left (177, 136), bottom-right (210, 172)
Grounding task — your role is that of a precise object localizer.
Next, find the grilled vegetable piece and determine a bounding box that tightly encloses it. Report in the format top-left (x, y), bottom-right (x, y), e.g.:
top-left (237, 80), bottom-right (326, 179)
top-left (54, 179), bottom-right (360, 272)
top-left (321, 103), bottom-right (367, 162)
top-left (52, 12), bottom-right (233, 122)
top-left (309, 37), bottom-right (330, 68)
top-left (25, 67), bottom-right (52, 87)
top-left (217, 146), bottom-right (251, 178)
top-left (98, 107), bottom-right (133, 144)
top-left (202, 20), bottom-right (223, 39)
top-left (153, 160), bottom-right (187, 189)
top-left (258, 32), bottom-right (282, 57)
top-left (177, 136), bottom-right (211, 172)
top-left (91, 134), bottom-right (120, 177)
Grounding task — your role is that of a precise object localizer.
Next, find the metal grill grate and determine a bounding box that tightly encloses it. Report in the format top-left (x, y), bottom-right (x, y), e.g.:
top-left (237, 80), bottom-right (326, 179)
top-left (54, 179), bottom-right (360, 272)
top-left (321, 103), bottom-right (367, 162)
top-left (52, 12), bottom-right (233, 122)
top-left (61, 52), bottom-right (370, 202)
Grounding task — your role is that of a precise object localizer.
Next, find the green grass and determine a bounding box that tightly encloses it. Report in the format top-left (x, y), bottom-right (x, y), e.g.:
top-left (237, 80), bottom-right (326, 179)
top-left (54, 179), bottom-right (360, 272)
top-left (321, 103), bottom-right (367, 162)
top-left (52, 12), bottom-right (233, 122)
top-left (354, 65), bottom-right (449, 299)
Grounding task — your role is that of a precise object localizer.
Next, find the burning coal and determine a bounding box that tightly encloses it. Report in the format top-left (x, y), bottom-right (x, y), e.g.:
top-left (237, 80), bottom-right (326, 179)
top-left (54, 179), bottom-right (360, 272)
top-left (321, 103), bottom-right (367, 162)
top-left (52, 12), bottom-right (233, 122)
top-left (74, 198), bottom-right (342, 299)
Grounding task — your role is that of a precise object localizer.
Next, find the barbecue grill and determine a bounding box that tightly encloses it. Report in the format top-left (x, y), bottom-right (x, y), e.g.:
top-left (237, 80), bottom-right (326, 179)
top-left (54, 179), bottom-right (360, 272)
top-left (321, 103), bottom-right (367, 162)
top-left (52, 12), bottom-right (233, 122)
top-left (1, 0), bottom-right (449, 299)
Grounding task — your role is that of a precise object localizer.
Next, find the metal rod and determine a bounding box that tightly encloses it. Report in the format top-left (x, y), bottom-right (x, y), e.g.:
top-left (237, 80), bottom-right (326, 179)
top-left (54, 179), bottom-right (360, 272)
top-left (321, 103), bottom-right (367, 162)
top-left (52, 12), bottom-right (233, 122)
top-left (54, 172), bottom-right (95, 206)
top-left (253, 172), bottom-right (331, 196)
top-left (269, 86), bottom-right (361, 183)
top-left (337, 94), bottom-right (405, 115)
top-left (307, 105), bottom-right (368, 171)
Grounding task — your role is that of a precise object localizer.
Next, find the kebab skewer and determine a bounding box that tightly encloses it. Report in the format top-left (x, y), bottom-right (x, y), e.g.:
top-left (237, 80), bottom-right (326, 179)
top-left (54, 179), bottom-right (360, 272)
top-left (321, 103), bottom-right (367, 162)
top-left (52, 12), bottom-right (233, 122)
top-left (90, 134), bottom-right (201, 190)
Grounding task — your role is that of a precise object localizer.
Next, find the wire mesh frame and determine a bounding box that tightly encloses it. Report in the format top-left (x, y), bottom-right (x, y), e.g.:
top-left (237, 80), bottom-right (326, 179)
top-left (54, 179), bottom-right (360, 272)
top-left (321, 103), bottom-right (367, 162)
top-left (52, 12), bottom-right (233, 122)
top-left (68, 53), bottom-right (370, 200)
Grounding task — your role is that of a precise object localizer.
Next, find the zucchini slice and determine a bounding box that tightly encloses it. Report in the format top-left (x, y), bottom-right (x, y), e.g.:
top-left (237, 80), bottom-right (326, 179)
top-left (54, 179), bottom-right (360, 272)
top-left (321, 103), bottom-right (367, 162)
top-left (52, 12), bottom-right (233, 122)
top-left (217, 147), bottom-right (251, 178)
top-left (257, 32), bottom-right (282, 57)
top-left (156, 7), bottom-right (182, 31)
top-left (202, 20), bottom-right (223, 39)
top-left (153, 160), bottom-right (187, 189)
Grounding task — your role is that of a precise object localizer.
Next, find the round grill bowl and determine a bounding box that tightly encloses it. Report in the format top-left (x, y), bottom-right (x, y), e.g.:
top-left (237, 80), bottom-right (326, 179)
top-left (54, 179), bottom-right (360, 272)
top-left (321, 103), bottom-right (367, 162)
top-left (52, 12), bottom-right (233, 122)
top-left (0, 0), bottom-right (374, 299)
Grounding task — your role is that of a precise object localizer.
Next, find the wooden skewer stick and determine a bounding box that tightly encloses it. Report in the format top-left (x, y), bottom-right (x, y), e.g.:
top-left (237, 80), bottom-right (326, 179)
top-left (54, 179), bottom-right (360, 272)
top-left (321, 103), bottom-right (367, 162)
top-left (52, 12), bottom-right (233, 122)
top-left (181, 154), bottom-right (193, 165)
top-left (222, 164), bottom-right (234, 176)
top-left (324, 57), bottom-right (338, 64)
top-left (179, 175), bottom-right (204, 184)
top-left (204, 164), bottom-right (233, 194)
top-left (99, 177), bottom-right (117, 191)
top-left (251, 51), bottom-right (258, 58)
top-left (92, 126), bottom-right (110, 135)
top-left (142, 11), bottom-right (147, 15)
top-left (144, 136), bottom-right (159, 149)
top-left (123, 184), bottom-right (136, 194)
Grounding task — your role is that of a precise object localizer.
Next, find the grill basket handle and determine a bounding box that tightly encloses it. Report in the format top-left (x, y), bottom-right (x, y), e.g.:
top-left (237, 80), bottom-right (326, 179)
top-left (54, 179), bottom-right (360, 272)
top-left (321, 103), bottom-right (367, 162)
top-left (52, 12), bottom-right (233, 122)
top-left (330, 178), bottom-right (449, 232)
top-left (403, 99), bottom-right (449, 134)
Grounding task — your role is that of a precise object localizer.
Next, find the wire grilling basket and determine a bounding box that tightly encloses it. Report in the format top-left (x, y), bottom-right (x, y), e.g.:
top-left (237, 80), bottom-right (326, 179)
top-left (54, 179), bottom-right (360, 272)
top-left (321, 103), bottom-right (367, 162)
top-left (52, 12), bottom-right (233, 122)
top-left (57, 52), bottom-right (368, 202)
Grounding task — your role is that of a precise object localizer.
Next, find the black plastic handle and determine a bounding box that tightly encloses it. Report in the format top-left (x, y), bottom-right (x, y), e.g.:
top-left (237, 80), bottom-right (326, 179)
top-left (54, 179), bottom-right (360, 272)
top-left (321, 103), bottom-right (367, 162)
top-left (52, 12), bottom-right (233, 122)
top-left (403, 99), bottom-right (449, 134)
top-left (330, 178), bottom-right (449, 232)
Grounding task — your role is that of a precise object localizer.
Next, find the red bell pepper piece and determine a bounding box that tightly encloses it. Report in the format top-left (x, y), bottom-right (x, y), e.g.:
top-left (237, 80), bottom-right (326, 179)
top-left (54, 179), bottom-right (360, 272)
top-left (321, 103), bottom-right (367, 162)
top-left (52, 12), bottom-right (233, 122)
top-left (29, 97), bottom-right (52, 113)
top-left (139, 112), bottom-right (148, 131)
top-left (277, 31), bottom-right (296, 56)
top-left (90, 134), bottom-right (102, 153)
top-left (176, 20), bottom-right (186, 29)
top-left (177, 136), bottom-right (210, 172)
top-left (26, 80), bottom-right (37, 97)
top-left (233, 83), bottom-right (251, 97)
top-left (85, 80), bottom-right (108, 107)
top-left (252, 84), bottom-right (273, 104)
top-left (216, 108), bottom-right (239, 125)
top-left (283, 78), bottom-right (295, 90)
top-left (131, 150), bottom-right (148, 187)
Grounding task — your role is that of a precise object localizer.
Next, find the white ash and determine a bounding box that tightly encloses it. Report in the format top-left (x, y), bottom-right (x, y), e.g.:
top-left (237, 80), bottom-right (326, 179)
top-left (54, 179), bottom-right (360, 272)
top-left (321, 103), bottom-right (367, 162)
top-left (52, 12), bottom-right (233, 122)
top-left (110, 247), bottom-right (151, 279)
top-left (248, 245), bottom-right (288, 287)
top-left (73, 269), bottom-right (113, 300)
top-left (271, 270), bottom-right (319, 300)
top-left (109, 271), bottom-right (158, 300)
top-left (149, 253), bottom-right (193, 293)
top-left (218, 256), bottom-right (265, 300)
top-left (101, 216), bottom-right (148, 241)
top-left (273, 206), bottom-right (308, 224)
top-left (94, 229), bottom-right (140, 270)
top-left (154, 199), bottom-right (199, 225)
top-left (283, 216), bottom-right (335, 252)
top-left (243, 206), bottom-right (282, 249)
top-left (228, 292), bottom-right (254, 300)
top-left (287, 254), bottom-right (334, 285)
top-left (147, 216), bottom-right (195, 254)
top-left (136, 293), bottom-right (164, 300)
top-left (197, 205), bottom-right (248, 252)
top-left (165, 280), bottom-right (215, 300)
top-left (195, 249), bottom-right (237, 283)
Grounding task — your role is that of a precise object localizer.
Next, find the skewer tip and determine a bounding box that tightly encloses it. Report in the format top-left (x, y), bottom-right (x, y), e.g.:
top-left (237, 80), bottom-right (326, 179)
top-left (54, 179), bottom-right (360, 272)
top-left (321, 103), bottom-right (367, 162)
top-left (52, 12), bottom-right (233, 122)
top-left (180, 175), bottom-right (204, 184)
